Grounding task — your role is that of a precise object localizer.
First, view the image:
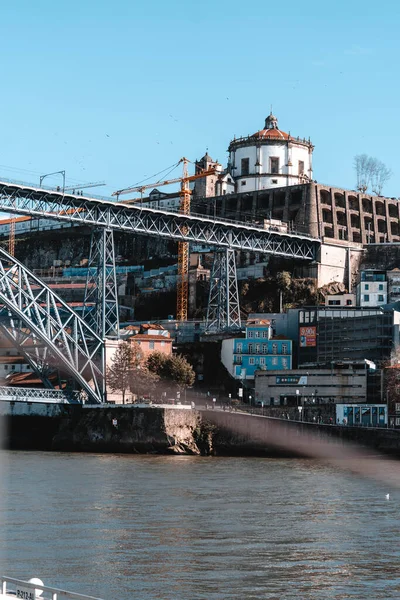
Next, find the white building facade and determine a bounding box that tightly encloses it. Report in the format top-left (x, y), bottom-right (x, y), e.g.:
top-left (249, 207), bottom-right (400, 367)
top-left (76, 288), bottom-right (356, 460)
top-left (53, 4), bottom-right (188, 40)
top-left (227, 113), bottom-right (314, 192)
top-left (356, 271), bottom-right (387, 307)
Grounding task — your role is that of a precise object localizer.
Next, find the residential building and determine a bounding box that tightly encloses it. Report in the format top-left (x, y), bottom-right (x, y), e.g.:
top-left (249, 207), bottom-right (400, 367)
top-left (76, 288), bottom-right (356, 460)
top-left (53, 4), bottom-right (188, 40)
top-left (221, 318), bottom-right (292, 380)
top-left (128, 323), bottom-right (173, 358)
top-left (356, 270), bottom-right (387, 307)
top-left (325, 293), bottom-right (356, 307)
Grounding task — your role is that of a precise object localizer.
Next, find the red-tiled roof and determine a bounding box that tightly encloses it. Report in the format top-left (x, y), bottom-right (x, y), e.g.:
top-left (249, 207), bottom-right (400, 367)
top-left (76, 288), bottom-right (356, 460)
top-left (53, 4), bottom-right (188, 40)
top-left (141, 323), bottom-right (166, 331)
top-left (131, 335), bottom-right (172, 342)
top-left (251, 128), bottom-right (289, 140)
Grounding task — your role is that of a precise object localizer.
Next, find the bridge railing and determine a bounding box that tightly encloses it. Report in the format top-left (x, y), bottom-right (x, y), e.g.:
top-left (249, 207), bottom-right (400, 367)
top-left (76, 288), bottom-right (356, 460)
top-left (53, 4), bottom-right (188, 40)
top-left (1, 575), bottom-right (104, 600)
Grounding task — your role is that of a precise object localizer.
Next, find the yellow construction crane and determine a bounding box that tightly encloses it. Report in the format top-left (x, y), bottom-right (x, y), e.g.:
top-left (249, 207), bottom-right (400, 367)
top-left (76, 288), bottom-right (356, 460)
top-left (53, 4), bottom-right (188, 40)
top-left (8, 217), bottom-right (15, 256)
top-left (113, 158), bottom-right (216, 321)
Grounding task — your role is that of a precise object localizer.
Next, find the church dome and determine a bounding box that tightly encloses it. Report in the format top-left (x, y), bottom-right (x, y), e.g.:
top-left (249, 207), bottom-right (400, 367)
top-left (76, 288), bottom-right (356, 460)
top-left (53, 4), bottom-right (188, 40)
top-left (250, 112), bottom-right (289, 140)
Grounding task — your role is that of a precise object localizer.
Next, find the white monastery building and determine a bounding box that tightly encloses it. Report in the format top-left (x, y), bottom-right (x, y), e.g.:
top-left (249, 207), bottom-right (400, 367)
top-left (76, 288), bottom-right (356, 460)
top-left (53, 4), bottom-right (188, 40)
top-left (223, 112), bottom-right (314, 193)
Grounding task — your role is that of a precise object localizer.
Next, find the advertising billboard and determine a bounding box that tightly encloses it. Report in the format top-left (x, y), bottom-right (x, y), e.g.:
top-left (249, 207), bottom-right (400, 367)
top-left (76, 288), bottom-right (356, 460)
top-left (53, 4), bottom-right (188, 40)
top-left (299, 326), bottom-right (317, 347)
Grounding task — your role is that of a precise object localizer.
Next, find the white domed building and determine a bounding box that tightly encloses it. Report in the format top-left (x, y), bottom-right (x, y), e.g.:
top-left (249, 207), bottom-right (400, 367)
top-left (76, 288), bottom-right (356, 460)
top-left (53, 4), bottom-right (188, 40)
top-left (226, 113), bottom-right (314, 192)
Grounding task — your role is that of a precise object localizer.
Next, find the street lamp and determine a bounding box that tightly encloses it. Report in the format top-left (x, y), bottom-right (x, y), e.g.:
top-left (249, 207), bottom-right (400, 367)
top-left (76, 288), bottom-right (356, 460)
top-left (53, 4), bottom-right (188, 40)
top-left (40, 170), bottom-right (66, 192)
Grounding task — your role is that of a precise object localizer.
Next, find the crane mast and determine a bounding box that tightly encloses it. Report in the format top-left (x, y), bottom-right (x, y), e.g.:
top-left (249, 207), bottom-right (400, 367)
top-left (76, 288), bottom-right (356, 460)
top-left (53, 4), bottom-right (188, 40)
top-left (114, 158), bottom-right (216, 321)
top-left (177, 158), bottom-right (191, 321)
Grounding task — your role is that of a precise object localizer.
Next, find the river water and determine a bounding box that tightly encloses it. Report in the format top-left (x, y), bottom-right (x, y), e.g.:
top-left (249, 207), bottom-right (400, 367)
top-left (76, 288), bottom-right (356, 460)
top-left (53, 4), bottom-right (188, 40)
top-left (0, 451), bottom-right (399, 599)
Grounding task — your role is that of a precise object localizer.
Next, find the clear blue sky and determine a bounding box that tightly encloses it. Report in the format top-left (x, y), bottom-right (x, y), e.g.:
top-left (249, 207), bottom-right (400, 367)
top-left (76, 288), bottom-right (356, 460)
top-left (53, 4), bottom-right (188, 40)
top-left (1, 0), bottom-right (399, 197)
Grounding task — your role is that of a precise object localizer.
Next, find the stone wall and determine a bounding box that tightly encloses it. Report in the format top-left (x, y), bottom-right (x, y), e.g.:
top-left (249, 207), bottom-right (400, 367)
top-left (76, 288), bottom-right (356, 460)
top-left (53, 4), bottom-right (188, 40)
top-left (4, 404), bottom-right (400, 458)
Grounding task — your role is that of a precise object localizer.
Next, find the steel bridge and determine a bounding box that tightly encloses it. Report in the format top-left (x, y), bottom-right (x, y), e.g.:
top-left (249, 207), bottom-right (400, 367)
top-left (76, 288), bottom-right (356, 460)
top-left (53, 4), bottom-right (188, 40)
top-left (0, 176), bottom-right (321, 402)
top-left (0, 178), bottom-right (319, 259)
top-left (0, 247), bottom-right (104, 403)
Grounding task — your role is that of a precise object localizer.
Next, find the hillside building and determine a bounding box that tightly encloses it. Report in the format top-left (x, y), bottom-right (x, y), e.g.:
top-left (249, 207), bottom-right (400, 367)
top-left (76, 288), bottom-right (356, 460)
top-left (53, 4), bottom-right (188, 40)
top-left (227, 112), bottom-right (313, 192)
top-left (356, 270), bottom-right (387, 307)
top-left (221, 318), bottom-right (292, 380)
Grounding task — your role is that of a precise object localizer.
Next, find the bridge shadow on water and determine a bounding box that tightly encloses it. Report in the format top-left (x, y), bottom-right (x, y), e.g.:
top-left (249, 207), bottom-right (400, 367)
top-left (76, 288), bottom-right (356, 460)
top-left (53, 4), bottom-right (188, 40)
top-left (201, 409), bottom-right (400, 490)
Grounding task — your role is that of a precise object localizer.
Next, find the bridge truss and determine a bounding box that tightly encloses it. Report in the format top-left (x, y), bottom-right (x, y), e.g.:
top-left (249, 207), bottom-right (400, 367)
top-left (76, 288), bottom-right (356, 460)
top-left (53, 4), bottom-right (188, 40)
top-left (0, 247), bottom-right (104, 403)
top-left (0, 179), bottom-right (319, 259)
top-left (0, 177), bottom-right (320, 343)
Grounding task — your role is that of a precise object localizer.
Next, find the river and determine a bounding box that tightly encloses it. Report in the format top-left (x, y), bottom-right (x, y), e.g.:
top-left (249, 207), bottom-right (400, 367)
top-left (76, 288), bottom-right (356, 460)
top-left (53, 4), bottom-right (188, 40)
top-left (0, 451), bottom-right (398, 599)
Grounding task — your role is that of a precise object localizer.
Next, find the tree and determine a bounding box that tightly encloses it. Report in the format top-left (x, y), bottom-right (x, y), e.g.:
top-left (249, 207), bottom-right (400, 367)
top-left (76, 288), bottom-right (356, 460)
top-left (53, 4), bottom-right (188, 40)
top-left (107, 341), bottom-right (142, 404)
top-left (354, 154), bottom-right (392, 195)
top-left (371, 160), bottom-right (392, 196)
top-left (129, 365), bottom-right (159, 399)
top-left (146, 352), bottom-right (195, 391)
top-left (165, 354), bottom-right (196, 390)
top-left (354, 154), bottom-right (372, 192)
top-left (146, 351), bottom-right (166, 376)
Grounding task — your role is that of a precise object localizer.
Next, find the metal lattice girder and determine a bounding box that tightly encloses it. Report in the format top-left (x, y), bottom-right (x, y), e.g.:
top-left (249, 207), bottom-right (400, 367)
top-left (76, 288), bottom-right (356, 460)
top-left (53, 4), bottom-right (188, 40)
top-left (206, 249), bottom-right (242, 333)
top-left (0, 386), bottom-right (80, 403)
top-left (0, 247), bottom-right (104, 403)
top-left (83, 228), bottom-right (119, 339)
top-left (0, 178), bottom-right (320, 260)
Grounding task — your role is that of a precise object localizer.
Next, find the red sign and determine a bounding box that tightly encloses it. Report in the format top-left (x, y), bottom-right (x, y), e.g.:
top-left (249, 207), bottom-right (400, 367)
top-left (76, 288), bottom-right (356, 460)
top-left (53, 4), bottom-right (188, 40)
top-left (299, 326), bottom-right (317, 347)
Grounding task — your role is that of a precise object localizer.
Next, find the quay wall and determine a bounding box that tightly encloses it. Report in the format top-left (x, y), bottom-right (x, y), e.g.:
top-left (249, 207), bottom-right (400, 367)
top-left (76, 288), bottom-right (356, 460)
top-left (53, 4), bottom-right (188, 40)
top-left (3, 403), bottom-right (400, 458)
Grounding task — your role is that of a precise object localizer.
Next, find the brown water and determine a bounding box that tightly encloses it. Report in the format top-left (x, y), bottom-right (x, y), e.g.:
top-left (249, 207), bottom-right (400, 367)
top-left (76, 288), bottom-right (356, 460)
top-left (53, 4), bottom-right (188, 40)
top-left (0, 451), bottom-right (399, 599)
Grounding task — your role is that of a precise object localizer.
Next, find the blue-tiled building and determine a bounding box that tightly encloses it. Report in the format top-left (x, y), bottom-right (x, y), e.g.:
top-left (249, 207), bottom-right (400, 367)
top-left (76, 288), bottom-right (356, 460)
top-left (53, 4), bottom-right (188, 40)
top-left (221, 318), bottom-right (293, 380)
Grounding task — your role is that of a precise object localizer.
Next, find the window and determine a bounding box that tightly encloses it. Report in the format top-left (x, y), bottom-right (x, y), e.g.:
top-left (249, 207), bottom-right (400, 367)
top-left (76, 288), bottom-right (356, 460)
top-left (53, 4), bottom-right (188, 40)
top-left (271, 179), bottom-right (278, 184)
top-left (378, 294), bottom-right (384, 302)
top-left (236, 343), bottom-right (242, 353)
top-left (4, 366), bottom-right (7, 370)
top-left (379, 284), bottom-right (384, 291)
top-left (364, 284), bottom-right (369, 290)
top-left (364, 294), bottom-right (370, 301)
top-left (262, 344), bottom-right (268, 354)
top-left (262, 330), bottom-right (269, 338)
top-left (272, 343), bottom-right (278, 355)
top-left (241, 181), bottom-right (246, 186)
top-left (241, 158), bottom-right (250, 175)
top-left (248, 344), bottom-right (253, 353)
top-left (346, 299), bottom-right (353, 305)
top-left (282, 358), bottom-right (288, 368)
top-left (235, 355), bottom-right (242, 364)
top-left (248, 331), bottom-right (253, 338)
top-left (249, 357), bottom-right (255, 365)
top-left (272, 357), bottom-right (278, 366)
top-left (282, 343), bottom-right (287, 354)
top-left (328, 300), bottom-right (340, 306)
top-left (298, 160), bottom-right (305, 175)
top-left (270, 157), bottom-right (279, 174)
top-left (255, 331), bottom-right (260, 338)
top-left (149, 341), bottom-right (155, 350)
top-left (255, 344), bottom-right (260, 353)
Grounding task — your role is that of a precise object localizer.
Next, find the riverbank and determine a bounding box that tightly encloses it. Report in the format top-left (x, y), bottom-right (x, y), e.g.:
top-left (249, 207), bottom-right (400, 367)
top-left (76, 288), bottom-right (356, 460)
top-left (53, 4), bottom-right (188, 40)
top-left (3, 402), bottom-right (400, 458)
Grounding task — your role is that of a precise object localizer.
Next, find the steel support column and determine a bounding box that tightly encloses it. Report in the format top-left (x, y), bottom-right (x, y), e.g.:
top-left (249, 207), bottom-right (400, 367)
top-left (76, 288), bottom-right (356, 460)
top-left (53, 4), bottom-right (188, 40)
top-left (205, 248), bottom-right (242, 333)
top-left (83, 228), bottom-right (119, 339)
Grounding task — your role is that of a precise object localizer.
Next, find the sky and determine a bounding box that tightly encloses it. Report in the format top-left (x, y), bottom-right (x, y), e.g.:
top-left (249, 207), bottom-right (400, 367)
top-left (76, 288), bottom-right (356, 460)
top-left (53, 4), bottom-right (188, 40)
top-left (1, 0), bottom-right (400, 198)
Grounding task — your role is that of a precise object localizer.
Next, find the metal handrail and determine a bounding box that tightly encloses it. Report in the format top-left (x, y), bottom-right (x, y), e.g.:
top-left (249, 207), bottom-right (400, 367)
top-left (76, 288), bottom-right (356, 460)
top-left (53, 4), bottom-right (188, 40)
top-left (1, 576), bottom-right (104, 600)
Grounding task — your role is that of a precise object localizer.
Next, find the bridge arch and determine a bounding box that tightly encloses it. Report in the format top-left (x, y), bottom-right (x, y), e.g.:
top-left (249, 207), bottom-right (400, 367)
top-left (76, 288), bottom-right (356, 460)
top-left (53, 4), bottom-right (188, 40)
top-left (0, 248), bottom-right (104, 403)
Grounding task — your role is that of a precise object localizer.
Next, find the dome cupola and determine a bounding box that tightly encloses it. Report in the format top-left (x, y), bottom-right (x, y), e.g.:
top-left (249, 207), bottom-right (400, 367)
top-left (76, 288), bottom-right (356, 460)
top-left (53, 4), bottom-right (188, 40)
top-left (265, 112), bottom-right (278, 130)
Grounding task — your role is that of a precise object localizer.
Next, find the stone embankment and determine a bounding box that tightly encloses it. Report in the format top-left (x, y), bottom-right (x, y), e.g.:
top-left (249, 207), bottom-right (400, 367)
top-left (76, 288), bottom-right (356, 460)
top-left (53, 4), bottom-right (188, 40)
top-left (3, 402), bottom-right (400, 458)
